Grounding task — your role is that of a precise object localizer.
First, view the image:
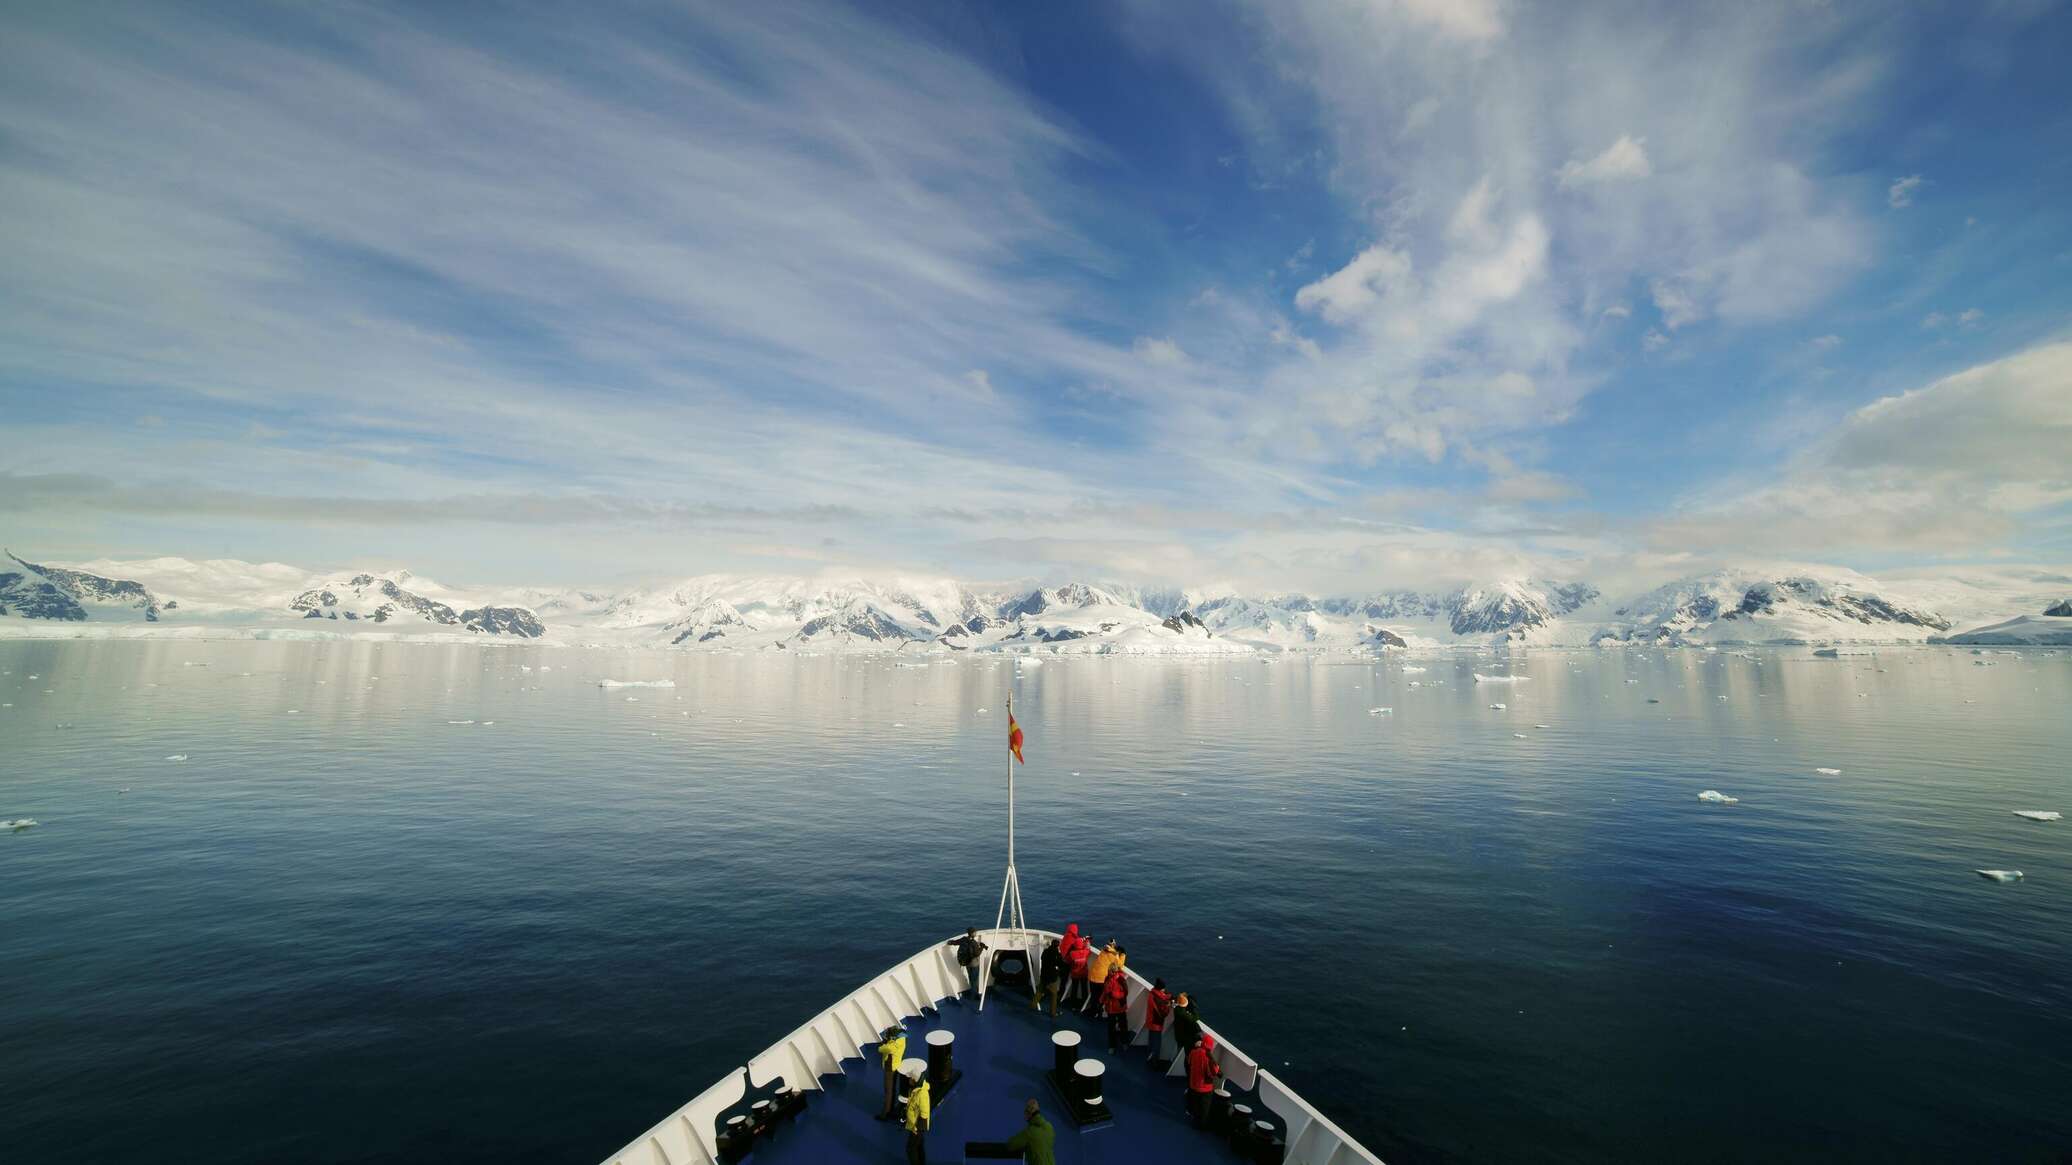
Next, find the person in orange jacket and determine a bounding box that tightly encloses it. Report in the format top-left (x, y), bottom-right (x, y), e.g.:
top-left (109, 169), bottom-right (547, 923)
top-left (1083, 940), bottom-right (1121, 1015)
top-left (1185, 1032), bottom-right (1222, 1127)
top-left (1142, 977), bottom-right (1173, 1061)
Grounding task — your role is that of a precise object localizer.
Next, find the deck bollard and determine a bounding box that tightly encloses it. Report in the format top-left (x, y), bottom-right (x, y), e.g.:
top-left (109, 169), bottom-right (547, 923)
top-left (1051, 1029), bottom-right (1081, 1079)
top-left (1072, 1058), bottom-right (1106, 1108)
top-left (926, 1029), bottom-right (955, 1090)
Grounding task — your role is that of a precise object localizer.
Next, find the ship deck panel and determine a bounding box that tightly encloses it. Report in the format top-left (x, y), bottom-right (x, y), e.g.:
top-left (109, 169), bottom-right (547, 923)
top-left (747, 987), bottom-right (1251, 1164)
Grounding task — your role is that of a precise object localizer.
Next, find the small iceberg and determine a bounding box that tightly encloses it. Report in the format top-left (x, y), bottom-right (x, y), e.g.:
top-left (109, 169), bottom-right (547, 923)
top-left (599, 679), bottom-right (675, 688)
top-left (447, 720), bottom-right (475, 725)
top-left (1975, 869), bottom-right (2023, 883)
top-left (5, 818), bottom-right (37, 830)
top-left (1368, 707), bottom-right (1393, 715)
top-left (1814, 767), bottom-right (1841, 776)
top-left (1697, 790), bottom-right (1739, 804)
top-left (2012, 811), bottom-right (2061, 823)
top-left (1488, 702), bottom-right (1507, 710)
top-left (164, 754), bottom-right (188, 762)
top-left (1401, 665), bottom-right (1428, 674)
top-left (1534, 724), bottom-right (1550, 729)
top-left (1512, 733), bottom-right (1528, 739)
top-left (1474, 673), bottom-right (1528, 684)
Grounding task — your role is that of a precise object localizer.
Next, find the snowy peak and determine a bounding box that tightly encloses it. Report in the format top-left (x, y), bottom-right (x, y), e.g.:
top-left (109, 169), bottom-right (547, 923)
top-left (1610, 571), bottom-right (1948, 644)
top-left (1448, 579), bottom-right (1598, 637)
top-left (288, 573), bottom-right (543, 636)
top-left (1, 551), bottom-right (165, 621)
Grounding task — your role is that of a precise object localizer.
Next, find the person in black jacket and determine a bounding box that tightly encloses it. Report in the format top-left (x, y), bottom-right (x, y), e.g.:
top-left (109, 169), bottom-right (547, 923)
top-left (1171, 991), bottom-right (1203, 1054)
top-left (1033, 938), bottom-right (1064, 1016)
top-left (947, 928), bottom-right (988, 998)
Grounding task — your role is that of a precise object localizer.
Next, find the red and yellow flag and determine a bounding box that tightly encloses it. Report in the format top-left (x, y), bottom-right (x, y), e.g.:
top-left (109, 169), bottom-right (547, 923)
top-left (1007, 711), bottom-right (1025, 765)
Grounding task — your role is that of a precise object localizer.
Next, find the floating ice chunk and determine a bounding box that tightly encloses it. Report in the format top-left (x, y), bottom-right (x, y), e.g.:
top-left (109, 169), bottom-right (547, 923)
top-left (1475, 674), bottom-right (1527, 684)
top-left (1814, 767), bottom-right (1841, 775)
top-left (1697, 790), bottom-right (1739, 804)
top-left (5, 818), bottom-right (37, 830)
top-left (1402, 666), bottom-right (1428, 674)
top-left (1407, 681), bottom-right (1422, 688)
top-left (482, 720), bottom-right (495, 726)
top-left (1534, 724), bottom-right (1551, 729)
top-left (165, 754), bottom-right (188, 762)
top-left (1513, 733), bottom-right (1528, 739)
top-left (285, 709), bottom-right (300, 715)
top-left (2012, 811), bottom-right (2061, 823)
top-left (599, 679), bottom-right (675, 688)
top-left (447, 720), bottom-right (475, 725)
top-left (1975, 869), bottom-right (2023, 882)
top-left (1488, 702), bottom-right (1507, 710)
top-left (118, 788), bottom-right (131, 794)
top-left (521, 665), bottom-right (533, 672)
top-left (1368, 707), bottom-right (1393, 715)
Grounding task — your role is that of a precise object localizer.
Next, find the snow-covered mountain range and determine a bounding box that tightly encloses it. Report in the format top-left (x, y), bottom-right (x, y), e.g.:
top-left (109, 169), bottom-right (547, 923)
top-left (3, 551), bottom-right (2069, 650)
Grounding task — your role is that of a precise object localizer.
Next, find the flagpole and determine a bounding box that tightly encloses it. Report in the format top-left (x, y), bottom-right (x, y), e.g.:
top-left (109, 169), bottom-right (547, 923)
top-left (996, 683), bottom-right (1025, 934)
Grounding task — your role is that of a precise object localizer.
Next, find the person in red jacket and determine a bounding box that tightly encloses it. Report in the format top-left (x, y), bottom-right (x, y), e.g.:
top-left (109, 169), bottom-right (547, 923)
top-left (1101, 967), bottom-right (1130, 1052)
top-left (1063, 929), bottom-right (1092, 1009)
top-left (1142, 978), bottom-right (1173, 1062)
top-left (1185, 1032), bottom-right (1222, 1127)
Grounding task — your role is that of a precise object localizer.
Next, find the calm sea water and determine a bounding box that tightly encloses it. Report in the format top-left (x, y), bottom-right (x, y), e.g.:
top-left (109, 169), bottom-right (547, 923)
top-left (2, 640), bottom-right (2068, 1163)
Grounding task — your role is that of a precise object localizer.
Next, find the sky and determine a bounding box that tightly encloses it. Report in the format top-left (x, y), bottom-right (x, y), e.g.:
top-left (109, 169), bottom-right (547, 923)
top-left (2, 0), bottom-right (2069, 593)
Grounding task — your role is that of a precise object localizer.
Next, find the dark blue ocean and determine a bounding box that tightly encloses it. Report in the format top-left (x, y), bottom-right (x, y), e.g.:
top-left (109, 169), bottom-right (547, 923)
top-left (3, 640), bottom-right (2068, 1163)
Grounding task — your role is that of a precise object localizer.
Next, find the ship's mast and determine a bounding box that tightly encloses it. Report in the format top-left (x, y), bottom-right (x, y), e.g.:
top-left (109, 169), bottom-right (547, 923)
top-left (994, 685), bottom-right (1026, 933)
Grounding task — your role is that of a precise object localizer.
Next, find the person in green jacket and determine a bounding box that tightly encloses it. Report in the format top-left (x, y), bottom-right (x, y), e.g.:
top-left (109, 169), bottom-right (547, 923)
top-left (1002, 1098), bottom-right (1056, 1165)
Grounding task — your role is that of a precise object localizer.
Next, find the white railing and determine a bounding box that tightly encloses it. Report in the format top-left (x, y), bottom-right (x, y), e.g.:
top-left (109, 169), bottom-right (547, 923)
top-left (602, 927), bottom-right (1383, 1165)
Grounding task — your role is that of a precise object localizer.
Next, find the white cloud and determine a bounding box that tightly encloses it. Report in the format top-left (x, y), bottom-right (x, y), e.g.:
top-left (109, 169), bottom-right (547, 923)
top-left (1292, 244), bottom-right (1414, 324)
top-left (1923, 312), bottom-right (1948, 329)
top-left (1958, 307), bottom-right (1984, 325)
top-left (1556, 134), bottom-right (1652, 188)
top-left (1641, 329), bottom-right (1670, 351)
top-left (1650, 280), bottom-right (1701, 330)
top-left (1810, 334), bottom-right (1843, 349)
top-left (1888, 174), bottom-right (1925, 208)
top-left (1652, 342), bottom-right (2072, 556)
top-left (1133, 336), bottom-right (1188, 366)
top-left (1601, 303), bottom-right (1632, 319)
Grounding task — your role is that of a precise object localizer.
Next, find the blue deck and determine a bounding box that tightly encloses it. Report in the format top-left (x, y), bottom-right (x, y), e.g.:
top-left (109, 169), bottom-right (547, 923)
top-left (747, 988), bottom-right (1251, 1164)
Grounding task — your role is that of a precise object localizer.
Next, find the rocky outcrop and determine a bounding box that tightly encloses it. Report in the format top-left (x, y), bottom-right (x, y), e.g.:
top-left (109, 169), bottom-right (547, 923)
top-left (461, 606), bottom-right (545, 637)
top-left (2047, 599), bottom-right (2072, 617)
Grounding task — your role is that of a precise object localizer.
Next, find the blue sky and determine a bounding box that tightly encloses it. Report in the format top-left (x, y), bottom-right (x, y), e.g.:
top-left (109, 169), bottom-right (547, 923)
top-left (2, 0), bottom-right (2068, 591)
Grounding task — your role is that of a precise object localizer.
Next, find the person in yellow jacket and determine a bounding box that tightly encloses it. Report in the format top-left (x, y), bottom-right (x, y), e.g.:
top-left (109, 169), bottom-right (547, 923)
top-left (902, 1066), bottom-right (931, 1165)
top-left (1082, 941), bottom-right (1125, 1015)
top-left (875, 1025), bottom-right (906, 1120)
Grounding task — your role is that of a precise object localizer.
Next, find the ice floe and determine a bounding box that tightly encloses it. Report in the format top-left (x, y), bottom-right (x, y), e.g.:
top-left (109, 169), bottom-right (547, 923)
top-left (5, 818), bottom-right (37, 830)
top-left (1975, 869), bottom-right (2023, 882)
top-left (1474, 673), bottom-right (1527, 684)
top-left (1368, 707), bottom-right (1393, 715)
top-left (1402, 666), bottom-right (1428, 674)
top-left (599, 679), bottom-right (675, 688)
top-left (164, 754), bottom-right (188, 762)
top-left (1697, 790), bottom-right (1739, 804)
top-left (447, 720), bottom-right (475, 725)
top-left (1814, 767), bottom-right (1841, 775)
top-left (1488, 702), bottom-right (1508, 710)
top-left (2012, 811), bottom-right (2061, 823)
